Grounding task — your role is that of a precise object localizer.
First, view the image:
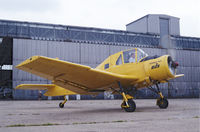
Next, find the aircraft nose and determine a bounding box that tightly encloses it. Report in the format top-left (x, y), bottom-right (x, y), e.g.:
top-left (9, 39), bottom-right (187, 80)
top-left (167, 56), bottom-right (177, 75)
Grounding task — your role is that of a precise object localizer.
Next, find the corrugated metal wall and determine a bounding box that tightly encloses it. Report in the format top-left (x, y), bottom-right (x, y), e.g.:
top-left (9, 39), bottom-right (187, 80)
top-left (13, 39), bottom-right (200, 99)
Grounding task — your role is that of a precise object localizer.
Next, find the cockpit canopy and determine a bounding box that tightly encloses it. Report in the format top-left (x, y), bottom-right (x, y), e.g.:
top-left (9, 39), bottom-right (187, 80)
top-left (97, 48), bottom-right (148, 70)
top-left (123, 48), bottom-right (148, 63)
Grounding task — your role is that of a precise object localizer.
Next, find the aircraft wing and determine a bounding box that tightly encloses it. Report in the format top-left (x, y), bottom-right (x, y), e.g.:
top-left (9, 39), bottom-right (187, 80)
top-left (16, 56), bottom-right (138, 94)
top-left (16, 84), bottom-right (76, 96)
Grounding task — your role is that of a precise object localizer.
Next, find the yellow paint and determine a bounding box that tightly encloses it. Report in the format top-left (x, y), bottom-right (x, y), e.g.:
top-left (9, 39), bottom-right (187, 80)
top-left (158, 92), bottom-right (164, 99)
top-left (122, 92), bottom-right (128, 102)
top-left (126, 94), bottom-right (133, 99)
top-left (121, 92), bottom-right (129, 107)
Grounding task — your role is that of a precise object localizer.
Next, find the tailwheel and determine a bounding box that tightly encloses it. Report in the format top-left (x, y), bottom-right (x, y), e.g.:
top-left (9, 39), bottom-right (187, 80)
top-left (122, 99), bottom-right (136, 112)
top-left (59, 96), bottom-right (67, 108)
top-left (59, 102), bottom-right (64, 108)
top-left (157, 98), bottom-right (168, 109)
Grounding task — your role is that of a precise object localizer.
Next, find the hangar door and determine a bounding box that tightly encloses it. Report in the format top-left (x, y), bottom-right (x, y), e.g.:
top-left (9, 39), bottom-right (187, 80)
top-left (0, 37), bottom-right (13, 99)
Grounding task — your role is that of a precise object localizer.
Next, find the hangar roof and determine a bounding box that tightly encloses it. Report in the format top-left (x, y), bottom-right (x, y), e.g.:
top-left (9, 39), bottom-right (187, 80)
top-left (0, 18), bottom-right (199, 49)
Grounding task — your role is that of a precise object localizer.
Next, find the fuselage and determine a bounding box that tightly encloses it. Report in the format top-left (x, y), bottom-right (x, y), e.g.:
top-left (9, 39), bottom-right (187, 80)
top-left (96, 48), bottom-right (176, 89)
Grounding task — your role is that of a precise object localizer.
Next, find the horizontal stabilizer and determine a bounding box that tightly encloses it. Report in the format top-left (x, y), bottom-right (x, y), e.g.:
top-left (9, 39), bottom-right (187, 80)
top-left (16, 84), bottom-right (77, 96)
top-left (16, 84), bottom-right (54, 90)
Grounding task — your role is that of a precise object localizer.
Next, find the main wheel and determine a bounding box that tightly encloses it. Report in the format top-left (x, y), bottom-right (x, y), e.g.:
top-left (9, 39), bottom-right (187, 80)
top-left (59, 102), bottom-right (64, 108)
top-left (157, 98), bottom-right (168, 109)
top-left (123, 99), bottom-right (136, 112)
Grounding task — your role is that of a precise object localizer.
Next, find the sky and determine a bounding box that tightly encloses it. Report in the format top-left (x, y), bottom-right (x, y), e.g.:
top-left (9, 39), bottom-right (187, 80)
top-left (0, 0), bottom-right (199, 37)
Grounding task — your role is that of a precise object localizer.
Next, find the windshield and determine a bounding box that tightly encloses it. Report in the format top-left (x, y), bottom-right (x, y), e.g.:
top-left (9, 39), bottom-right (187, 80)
top-left (123, 49), bottom-right (136, 63)
top-left (137, 48), bottom-right (148, 61)
top-left (123, 48), bottom-right (148, 63)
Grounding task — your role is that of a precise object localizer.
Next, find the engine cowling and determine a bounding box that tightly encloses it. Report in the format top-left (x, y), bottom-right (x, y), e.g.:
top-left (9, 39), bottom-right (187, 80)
top-left (145, 55), bottom-right (177, 81)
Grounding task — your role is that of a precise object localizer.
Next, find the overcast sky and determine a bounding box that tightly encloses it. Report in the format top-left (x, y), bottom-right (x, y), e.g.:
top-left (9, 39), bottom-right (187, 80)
top-left (0, 0), bottom-right (199, 37)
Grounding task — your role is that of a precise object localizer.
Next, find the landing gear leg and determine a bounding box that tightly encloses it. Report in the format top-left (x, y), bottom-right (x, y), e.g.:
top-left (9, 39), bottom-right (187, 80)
top-left (59, 96), bottom-right (67, 108)
top-left (148, 83), bottom-right (168, 109)
top-left (118, 82), bottom-right (136, 112)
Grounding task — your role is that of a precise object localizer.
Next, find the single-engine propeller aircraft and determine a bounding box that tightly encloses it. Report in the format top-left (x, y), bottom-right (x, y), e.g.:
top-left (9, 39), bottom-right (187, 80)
top-left (16, 48), bottom-right (184, 112)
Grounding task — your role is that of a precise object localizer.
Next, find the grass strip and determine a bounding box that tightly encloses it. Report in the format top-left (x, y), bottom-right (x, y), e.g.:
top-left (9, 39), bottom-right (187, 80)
top-left (6, 120), bottom-right (128, 127)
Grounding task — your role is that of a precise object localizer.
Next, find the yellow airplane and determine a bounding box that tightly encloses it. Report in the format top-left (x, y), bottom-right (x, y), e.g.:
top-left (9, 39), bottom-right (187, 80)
top-left (15, 48), bottom-right (184, 112)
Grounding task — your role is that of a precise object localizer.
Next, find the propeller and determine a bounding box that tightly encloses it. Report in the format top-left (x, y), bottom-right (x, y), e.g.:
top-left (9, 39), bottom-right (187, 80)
top-left (166, 36), bottom-right (178, 98)
top-left (161, 35), bottom-right (178, 96)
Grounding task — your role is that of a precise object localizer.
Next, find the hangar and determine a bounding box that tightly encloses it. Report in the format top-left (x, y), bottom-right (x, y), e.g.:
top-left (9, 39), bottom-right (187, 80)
top-left (0, 14), bottom-right (199, 100)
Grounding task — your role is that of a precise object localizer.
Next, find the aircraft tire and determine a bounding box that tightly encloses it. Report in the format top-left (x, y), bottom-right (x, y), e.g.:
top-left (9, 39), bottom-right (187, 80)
top-left (124, 99), bottom-right (136, 112)
top-left (157, 98), bottom-right (168, 109)
top-left (59, 102), bottom-right (64, 108)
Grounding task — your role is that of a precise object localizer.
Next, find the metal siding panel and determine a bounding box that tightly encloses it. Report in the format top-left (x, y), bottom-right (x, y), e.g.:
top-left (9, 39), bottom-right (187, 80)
top-left (19, 39), bottom-right (25, 60)
top-left (177, 66), bottom-right (184, 82)
top-left (80, 43), bottom-right (101, 64)
top-left (183, 50), bottom-right (191, 67)
top-left (186, 67), bottom-right (190, 82)
top-left (13, 60), bottom-right (23, 81)
top-left (161, 49), bottom-right (167, 56)
top-left (197, 67), bottom-right (200, 82)
top-left (190, 51), bottom-right (196, 67)
top-left (47, 41), bottom-right (55, 58)
top-left (80, 43), bottom-right (90, 64)
top-left (142, 48), bottom-right (151, 55)
top-left (175, 50), bottom-right (182, 66)
top-left (141, 48), bottom-right (148, 54)
top-left (61, 42), bottom-right (67, 61)
top-left (71, 42), bottom-right (80, 63)
top-left (188, 67), bottom-right (192, 82)
top-left (197, 51), bottom-right (200, 67)
top-left (13, 39), bottom-right (19, 61)
top-left (109, 45), bottom-right (130, 55)
top-left (191, 82), bottom-right (198, 97)
top-left (154, 48), bottom-right (162, 56)
top-left (170, 82), bottom-right (177, 98)
top-left (183, 67), bottom-right (189, 82)
top-left (95, 44), bottom-right (109, 64)
top-left (145, 48), bottom-right (160, 56)
top-left (89, 44), bottom-right (96, 64)
top-left (180, 50), bottom-right (185, 67)
top-left (183, 50), bottom-right (188, 67)
top-left (179, 82), bottom-right (186, 97)
top-left (81, 63), bottom-right (92, 67)
top-left (64, 42), bottom-right (70, 61)
top-left (147, 48), bottom-right (153, 55)
top-left (192, 67), bottom-right (197, 82)
top-left (40, 40), bottom-right (48, 56)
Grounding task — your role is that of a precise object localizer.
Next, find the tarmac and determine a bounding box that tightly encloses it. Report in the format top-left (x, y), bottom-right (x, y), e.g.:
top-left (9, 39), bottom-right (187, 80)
top-left (0, 99), bottom-right (199, 132)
